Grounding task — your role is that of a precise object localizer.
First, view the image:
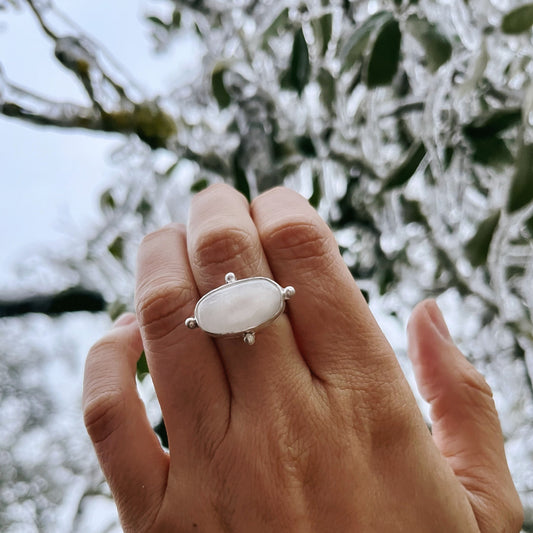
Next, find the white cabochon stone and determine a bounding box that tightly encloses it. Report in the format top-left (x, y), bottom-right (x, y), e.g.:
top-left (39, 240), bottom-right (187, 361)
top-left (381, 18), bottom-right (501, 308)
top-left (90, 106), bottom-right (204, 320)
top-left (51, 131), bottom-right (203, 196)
top-left (195, 278), bottom-right (284, 335)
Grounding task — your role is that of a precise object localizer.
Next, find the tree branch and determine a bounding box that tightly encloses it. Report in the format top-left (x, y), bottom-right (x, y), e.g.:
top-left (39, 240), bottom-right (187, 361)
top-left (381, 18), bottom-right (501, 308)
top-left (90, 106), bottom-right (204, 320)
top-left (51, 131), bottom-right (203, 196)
top-left (0, 287), bottom-right (106, 317)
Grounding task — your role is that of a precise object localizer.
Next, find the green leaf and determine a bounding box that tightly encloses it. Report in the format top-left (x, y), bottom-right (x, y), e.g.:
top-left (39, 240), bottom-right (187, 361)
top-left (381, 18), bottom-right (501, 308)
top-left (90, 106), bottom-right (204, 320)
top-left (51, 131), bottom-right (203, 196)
top-left (281, 27), bottom-right (310, 96)
top-left (190, 178), bottom-right (209, 193)
top-left (317, 67), bottom-right (335, 112)
top-left (99, 189), bottom-right (115, 212)
top-left (525, 214), bottom-right (533, 236)
top-left (171, 10), bottom-right (181, 28)
top-left (137, 351), bottom-right (150, 381)
top-left (366, 17), bottom-right (401, 87)
top-left (383, 141), bottom-right (426, 190)
top-left (400, 195), bottom-right (424, 224)
top-left (501, 4), bottom-right (533, 34)
top-left (465, 210), bottom-right (501, 267)
top-left (211, 67), bottom-right (231, 109)
top-left (312, 13), bottom-right (332, 56)
top-left (463, 108), bottom-right (522, 139)
top-left (136, 198), bottom-right (152, 219)
top-left (147, 15), bottom-right (168, 29)
top-left (296, 135), bottom-right (316, 157)
top-left (108, 236), bottom-right (124, 260)
top-left (232, 150), bottom-right (251, 202)
top-left (507, 142), bottom-right (533, 212)
top-left (340, 11), bottom-right (393, 73)
top-left (471, 137), bottom-right (513, 168)
top-left (406, 15), bottom-right (452, 72)
top-left (309, 171), bottom-right (322, 208)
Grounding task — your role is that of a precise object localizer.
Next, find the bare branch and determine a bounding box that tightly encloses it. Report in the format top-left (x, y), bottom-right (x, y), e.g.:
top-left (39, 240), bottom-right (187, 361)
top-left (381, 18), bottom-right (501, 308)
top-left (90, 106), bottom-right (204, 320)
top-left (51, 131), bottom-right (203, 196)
top-left (0, 286), bottom-right (106, 317)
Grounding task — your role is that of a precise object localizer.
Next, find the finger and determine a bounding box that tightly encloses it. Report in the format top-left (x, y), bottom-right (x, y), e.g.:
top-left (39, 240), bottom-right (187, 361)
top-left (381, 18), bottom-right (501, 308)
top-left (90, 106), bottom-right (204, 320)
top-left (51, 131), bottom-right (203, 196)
top-left (251, 187), bottom-right (401, 388)
top-left (187, 184), bottom-right (307, 403)
top-left (135, 224), bottom-right (231, 457)
top-left (407, 300), bottom-right (523, 533)
top-left (83, 315), bottom-right (169, 531)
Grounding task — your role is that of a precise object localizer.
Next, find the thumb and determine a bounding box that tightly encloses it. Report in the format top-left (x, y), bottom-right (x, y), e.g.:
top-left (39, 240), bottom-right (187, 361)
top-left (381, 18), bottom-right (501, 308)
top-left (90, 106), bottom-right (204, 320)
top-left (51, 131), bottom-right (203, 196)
top-left (407, 300), bottom-right (523, 533)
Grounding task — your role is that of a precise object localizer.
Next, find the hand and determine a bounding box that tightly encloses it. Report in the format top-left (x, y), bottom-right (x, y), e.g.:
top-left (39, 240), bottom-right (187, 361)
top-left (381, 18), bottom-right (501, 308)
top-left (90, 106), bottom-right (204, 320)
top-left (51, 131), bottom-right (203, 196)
top-left (83, 185), bottom-right (523, 532)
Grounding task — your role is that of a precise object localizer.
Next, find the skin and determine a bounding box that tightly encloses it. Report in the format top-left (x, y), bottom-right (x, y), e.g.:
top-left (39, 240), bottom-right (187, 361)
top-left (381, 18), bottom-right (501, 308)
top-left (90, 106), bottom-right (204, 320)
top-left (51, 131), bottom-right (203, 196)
top-left (83, 185), bottom-right (523, 532)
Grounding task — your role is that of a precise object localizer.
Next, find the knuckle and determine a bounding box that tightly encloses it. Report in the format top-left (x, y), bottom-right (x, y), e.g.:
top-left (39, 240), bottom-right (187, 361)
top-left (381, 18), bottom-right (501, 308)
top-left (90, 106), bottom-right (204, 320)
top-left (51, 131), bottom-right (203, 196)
top-left (457, 363), bottom-right (495, 405)
top-left (83, 389), bottom-right (125, 446)
top-left (262, 218), bottom-right (335, 269)
top-left (192, 226), bottom-right (257, 272)
top-left (136, 278), bottom-right (195, 339)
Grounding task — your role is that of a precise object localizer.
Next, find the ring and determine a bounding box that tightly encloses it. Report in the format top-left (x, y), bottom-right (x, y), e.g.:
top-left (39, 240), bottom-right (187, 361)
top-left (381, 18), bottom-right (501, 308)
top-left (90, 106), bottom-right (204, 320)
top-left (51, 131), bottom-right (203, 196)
top-left (185, 272), bottom-right (295, 345)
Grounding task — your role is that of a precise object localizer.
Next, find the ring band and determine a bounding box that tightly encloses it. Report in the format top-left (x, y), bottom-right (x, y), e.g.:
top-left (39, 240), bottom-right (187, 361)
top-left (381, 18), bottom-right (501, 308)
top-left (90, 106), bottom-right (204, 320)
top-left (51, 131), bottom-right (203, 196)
top-left (185, 272), bottom-right (295, 345)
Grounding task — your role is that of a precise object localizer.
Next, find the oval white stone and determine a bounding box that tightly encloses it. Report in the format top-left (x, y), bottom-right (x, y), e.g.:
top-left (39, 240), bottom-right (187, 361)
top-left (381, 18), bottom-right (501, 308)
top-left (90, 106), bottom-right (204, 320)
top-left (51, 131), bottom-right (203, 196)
top-left (195, 278), bottom-right (284, 336)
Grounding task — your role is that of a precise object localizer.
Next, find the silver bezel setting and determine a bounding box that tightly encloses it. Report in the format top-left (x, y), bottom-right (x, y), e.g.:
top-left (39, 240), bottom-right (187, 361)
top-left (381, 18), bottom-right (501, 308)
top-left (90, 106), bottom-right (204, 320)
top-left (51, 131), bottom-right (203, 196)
top-left (185, 272), bottom-right (294, 344)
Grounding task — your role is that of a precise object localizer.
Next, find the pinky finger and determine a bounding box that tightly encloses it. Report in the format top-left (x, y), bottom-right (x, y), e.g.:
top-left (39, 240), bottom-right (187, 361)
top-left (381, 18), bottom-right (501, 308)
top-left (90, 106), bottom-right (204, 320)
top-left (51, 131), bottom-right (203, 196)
top-left (83, 314), bottom-right (169, 532)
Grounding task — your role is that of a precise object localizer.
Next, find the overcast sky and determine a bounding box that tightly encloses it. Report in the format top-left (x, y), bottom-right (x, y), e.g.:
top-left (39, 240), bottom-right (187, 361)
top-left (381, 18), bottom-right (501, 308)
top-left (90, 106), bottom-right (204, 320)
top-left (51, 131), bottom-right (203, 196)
top-left (0, 0), bottom-right (194, 288)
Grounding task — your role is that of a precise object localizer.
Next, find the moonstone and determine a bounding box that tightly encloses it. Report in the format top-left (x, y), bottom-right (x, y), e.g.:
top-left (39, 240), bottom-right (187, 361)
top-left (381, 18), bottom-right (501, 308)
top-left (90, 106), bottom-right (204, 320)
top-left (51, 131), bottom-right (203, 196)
top-left (195, 278), bottom-right (285, 336)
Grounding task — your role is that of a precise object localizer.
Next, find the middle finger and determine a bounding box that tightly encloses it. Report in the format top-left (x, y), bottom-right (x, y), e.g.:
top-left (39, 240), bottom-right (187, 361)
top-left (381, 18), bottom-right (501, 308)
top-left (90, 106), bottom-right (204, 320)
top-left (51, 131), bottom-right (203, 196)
top-left (186, 184), bottom-right (309, 404)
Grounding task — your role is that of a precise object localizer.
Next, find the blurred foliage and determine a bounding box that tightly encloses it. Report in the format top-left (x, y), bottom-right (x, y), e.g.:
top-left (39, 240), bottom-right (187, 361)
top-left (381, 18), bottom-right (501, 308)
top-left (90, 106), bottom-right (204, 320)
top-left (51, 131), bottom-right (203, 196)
top-left (2, 0), bottom-right (533, 530)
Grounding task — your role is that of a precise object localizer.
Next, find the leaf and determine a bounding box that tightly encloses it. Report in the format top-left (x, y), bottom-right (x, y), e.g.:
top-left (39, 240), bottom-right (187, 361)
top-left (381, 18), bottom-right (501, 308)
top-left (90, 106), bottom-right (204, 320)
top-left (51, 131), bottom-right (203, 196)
top-left (340, 11), bottom-right (393, 73)
top-left (211, 67), bottom-right (231, 109)
top-left (137, 351), bottom-right (150, 381)
top-left (470, 137), bottom-right (513, 168)
top-left (99, 189), bottom-right (115, 212)
top-left (281, 27), bottom-right (310, 96)
top-left (108, 236), bottom-right (124, 260)
top-left (383, 141), bottom-right (426, 190)
top-left (312, 13), bottom-right (332, 56)
top-left (406, 15), bottom-right (452, 72)
top-left (190, 178), bottom-right (209, 193)
top-left (317, 67), bottom-right (336, 112)
top-left (232, 149), bottom-right (251, 202)
top-left (507, 142), bottom-right (533, 212)
top-left (147, 15), bottom-right (168, 29)
top-left (463, 108), bottom-right (522, 139)
top-left (136, 198), bottom-right (152, 219)
top-left (400, 195), bottom-right (424, 224)
top-left (501, 4), bottom-right (533, 34)
top-left (171, 10), bottom-right (181, 28)
top-left (309, 171), bottom-right (322, 208)
top-left (296, 135), bottom-right (316, 157)
top-left (465, 210), bottom-right (501, 267)
top-left (366, 17), bottom-right (401, 87)
top-left (525, 214), bottom-right (533, 236)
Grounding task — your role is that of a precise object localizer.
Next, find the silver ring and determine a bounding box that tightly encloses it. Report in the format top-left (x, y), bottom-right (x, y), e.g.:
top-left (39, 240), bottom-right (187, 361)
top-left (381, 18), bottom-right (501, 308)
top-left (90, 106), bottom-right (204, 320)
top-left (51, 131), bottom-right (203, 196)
top-left (185, 272), bottom-right (295, 345)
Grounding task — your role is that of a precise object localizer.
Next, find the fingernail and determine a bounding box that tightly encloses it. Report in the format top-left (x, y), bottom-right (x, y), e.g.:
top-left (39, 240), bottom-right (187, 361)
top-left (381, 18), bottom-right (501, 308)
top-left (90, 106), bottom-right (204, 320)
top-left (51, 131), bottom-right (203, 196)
top-left (425, 300), bottom-right (452, 342)
top-left (113, 313), bottom-right (136, 328)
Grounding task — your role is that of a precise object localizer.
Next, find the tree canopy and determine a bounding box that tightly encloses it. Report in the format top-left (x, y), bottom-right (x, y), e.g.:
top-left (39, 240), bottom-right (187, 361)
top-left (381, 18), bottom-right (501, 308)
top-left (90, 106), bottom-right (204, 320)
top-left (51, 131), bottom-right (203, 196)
top-left (1, 0), bottom-right (533, 530)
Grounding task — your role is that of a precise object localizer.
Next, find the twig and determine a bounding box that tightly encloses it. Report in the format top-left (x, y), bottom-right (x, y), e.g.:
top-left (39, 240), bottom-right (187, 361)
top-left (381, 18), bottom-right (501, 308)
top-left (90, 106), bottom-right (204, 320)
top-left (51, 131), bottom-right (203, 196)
top-left (25, 0), bottom-right (58, 39)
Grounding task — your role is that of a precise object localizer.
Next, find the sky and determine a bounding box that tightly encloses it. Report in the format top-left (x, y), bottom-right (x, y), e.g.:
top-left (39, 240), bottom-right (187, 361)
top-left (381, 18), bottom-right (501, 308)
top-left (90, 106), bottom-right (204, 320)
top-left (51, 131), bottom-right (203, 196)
top-left (0, 0), bottom-right (195, 286)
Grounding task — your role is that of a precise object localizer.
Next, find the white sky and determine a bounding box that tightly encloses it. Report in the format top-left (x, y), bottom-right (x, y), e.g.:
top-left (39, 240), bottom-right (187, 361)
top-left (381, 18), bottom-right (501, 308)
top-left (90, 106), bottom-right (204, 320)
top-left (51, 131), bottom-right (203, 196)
top-left (0, 0), bottom-right (195, 285)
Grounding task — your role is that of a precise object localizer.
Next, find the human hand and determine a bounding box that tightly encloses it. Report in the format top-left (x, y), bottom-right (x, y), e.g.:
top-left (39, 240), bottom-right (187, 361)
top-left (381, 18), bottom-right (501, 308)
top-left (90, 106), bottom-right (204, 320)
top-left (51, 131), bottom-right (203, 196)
top-left (83, 185), bottom-right (523, 532)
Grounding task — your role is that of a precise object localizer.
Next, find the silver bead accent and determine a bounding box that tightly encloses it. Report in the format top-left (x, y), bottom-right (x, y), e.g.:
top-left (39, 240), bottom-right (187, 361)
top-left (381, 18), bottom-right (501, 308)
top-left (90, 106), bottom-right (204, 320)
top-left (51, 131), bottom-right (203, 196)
top-left (225, 272), bottom-right (236, 284)
top-left (243, 332), bottom-right (256, 345)
top-left (283, 286), bottom-right (295, 300)
top-left (185, 317), bottom-right (198, 329)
